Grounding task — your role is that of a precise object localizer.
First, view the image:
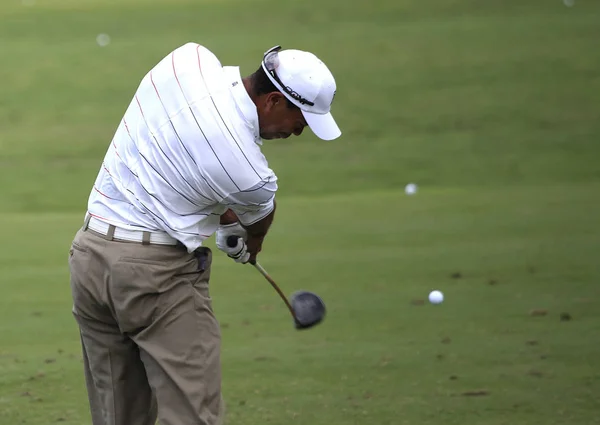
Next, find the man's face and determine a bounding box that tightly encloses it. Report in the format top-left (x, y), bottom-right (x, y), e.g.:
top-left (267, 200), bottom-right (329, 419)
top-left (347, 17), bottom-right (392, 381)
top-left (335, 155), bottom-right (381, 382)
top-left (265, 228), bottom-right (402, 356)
top-left (257, 92), bottom-right (308, 140)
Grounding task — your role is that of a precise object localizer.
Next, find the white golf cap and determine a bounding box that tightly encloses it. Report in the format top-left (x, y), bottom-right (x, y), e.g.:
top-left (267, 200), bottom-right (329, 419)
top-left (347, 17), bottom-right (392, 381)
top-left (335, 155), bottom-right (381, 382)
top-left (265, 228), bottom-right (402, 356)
top-left (261, 45), bottom-right (341, 141)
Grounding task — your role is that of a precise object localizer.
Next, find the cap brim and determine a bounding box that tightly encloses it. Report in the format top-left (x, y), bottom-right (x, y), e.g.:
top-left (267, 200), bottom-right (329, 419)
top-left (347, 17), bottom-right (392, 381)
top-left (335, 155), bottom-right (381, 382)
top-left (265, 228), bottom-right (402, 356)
top-left (302, 110), bottom-right (341, 141)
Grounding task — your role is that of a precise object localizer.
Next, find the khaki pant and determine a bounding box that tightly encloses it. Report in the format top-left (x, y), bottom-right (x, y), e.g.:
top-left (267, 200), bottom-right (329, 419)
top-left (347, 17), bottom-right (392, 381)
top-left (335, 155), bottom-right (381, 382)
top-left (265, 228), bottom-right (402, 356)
top-left (69, 227), bottom-right (224, 425)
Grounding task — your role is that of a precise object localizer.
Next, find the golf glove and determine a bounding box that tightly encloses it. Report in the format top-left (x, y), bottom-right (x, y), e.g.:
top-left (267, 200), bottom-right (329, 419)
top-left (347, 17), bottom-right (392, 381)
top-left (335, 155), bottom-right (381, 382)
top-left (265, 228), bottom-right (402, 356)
top-left (215, 222), bottom-right (250, 263)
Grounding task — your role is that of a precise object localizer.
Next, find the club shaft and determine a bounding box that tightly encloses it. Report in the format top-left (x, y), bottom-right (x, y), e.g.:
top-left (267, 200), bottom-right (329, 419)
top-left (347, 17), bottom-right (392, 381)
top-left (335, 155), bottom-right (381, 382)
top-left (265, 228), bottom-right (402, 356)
top-left (253, 262), bottom-right (297, 321)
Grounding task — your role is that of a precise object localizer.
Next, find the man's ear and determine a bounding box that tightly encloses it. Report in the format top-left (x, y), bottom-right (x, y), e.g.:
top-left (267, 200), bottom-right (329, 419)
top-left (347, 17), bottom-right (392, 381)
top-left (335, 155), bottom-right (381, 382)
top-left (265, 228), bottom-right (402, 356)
top-left (265, 92), bottom-right (285, 111)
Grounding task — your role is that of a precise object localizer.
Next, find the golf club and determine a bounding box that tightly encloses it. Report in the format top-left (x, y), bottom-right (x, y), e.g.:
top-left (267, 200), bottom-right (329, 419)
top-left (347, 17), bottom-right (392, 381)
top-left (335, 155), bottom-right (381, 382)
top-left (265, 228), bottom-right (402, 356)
top-left (226, 235), bottom-right (326, 329)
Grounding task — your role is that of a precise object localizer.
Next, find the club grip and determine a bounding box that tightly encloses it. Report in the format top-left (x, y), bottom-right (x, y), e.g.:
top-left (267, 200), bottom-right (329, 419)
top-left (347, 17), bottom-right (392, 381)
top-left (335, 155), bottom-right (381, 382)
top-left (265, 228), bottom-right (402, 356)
top-left (226, 235), bottom-right (240, 248)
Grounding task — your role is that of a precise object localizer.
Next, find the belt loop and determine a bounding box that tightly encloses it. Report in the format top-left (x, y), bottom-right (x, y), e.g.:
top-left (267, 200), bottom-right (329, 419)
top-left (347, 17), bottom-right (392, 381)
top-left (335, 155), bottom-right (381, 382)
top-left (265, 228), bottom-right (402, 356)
top-left (106, 225), bottom-right (116, 241)
top-left (142, 232), bottom-right (151, 245)
top-left (82, 214), bottom-right (91, 231)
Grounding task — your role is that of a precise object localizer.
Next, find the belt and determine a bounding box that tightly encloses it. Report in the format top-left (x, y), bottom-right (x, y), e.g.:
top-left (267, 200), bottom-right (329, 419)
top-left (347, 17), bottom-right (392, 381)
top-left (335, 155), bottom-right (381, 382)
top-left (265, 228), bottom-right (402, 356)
top-left (84, 215), bottom-right (178, 246)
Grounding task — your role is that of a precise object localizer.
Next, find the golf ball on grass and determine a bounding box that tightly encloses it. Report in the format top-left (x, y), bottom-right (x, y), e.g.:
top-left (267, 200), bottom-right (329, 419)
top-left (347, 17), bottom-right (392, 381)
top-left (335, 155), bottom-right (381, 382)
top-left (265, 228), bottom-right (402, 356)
top-left (405, 183), bottom-right (418, 195)
top-left (429, 290), bottom-right (444, 304)
top-left (96, 34), bottom-right (111, 47)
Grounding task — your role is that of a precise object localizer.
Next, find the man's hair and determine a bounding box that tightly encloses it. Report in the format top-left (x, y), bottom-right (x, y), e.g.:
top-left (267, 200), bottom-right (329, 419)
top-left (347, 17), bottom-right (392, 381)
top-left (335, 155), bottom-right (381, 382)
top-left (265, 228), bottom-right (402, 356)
top-left (249, 66), bottom-right (295, 108)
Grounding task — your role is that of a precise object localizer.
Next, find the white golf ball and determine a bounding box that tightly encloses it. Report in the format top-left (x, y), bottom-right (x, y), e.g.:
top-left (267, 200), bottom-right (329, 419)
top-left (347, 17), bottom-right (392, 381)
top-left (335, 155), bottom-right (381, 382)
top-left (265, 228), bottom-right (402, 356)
top-left (429, 290), bottom-right (444, 304)
top-left (96, 34), bottom-right (111, 47)
top-left (405, 183), bottom-right (418, 195)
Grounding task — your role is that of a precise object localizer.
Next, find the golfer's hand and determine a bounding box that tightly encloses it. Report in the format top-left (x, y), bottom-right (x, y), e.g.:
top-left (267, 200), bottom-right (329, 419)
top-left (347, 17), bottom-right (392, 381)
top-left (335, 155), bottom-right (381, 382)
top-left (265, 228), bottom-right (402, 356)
top-left (215, 223), bottom-right (250, 263)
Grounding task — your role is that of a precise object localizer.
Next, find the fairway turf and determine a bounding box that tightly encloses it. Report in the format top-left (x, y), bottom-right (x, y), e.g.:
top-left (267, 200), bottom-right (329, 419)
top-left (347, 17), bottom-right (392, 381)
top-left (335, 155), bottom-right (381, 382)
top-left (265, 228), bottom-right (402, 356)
top-left (1, 0), bottom-right (600, 424)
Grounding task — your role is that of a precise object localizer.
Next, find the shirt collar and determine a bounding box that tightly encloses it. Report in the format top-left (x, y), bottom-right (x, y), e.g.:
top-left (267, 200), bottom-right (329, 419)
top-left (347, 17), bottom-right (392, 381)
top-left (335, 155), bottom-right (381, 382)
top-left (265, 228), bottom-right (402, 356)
top-left (223, 66), bottom-right (262, 145)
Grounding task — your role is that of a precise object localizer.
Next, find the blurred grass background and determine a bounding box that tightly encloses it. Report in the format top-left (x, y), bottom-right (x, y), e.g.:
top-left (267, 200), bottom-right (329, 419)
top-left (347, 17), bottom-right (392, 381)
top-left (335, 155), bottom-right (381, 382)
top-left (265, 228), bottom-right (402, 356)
top-left (1, 0), bottom-right (599, 424)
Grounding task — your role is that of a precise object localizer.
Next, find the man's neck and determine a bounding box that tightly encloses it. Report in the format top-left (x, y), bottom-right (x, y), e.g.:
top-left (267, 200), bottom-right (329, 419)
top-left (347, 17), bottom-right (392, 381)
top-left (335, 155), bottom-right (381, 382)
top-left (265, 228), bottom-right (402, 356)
top-left (242, 77), bottom-right (258, 106)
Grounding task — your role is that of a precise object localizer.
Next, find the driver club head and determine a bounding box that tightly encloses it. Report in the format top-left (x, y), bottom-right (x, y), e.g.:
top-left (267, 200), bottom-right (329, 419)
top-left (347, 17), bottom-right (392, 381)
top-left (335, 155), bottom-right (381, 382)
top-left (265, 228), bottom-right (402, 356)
top-left (290, 291), bottom-right (326, 330)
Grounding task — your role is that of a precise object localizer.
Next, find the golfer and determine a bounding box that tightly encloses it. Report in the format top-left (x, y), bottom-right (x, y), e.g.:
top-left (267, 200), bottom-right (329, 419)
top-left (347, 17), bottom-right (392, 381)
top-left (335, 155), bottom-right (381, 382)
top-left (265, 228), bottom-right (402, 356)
top-left (68, 42), bottom-right (340, 425)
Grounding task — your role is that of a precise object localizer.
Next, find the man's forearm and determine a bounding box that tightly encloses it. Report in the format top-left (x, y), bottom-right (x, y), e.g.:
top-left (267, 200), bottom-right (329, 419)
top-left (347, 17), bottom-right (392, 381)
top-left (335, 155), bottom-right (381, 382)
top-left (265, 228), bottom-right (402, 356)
top-left (244, 201), bottom-right (276, 238)
top-left (243, 203), bottom-right (276, 262)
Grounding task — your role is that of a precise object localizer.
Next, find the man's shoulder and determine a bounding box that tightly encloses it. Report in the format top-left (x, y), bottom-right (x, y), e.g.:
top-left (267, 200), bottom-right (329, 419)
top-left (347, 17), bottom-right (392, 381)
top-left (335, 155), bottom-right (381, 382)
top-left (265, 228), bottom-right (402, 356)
top-left (171, 42), bottom-right (223, 69)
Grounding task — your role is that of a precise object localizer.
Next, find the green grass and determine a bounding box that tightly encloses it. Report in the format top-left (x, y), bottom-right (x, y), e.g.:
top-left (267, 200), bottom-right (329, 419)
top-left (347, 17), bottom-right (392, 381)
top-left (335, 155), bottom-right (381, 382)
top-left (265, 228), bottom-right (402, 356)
top-left (1, 186), bottom-right (600, 424)
top-left (1, 0), bottom-right (600, 423)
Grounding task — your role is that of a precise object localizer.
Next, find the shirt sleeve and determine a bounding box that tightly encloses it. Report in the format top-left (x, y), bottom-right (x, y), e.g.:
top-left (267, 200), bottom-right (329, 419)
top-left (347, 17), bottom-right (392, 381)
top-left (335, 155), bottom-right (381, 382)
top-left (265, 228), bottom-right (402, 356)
top-left (224, 175), bottom-right (278, 226)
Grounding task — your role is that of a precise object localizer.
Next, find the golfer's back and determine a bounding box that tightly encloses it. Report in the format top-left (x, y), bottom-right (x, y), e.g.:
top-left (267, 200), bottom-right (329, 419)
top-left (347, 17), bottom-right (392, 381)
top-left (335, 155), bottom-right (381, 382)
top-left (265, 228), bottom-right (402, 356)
top-left (88, 43), bottom-right (277, 252)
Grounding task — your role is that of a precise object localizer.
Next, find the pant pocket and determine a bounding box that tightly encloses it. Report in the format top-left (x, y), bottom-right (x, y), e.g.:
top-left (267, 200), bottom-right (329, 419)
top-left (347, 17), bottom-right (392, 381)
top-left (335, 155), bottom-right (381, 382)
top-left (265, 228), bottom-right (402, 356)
top-left (109, 259), bottom-right (162, 333)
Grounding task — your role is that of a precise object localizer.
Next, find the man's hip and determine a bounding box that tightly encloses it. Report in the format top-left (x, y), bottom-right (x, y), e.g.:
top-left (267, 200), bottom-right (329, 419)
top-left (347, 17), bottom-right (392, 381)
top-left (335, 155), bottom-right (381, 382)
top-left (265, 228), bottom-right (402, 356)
top-left (69, 216), bottom-right (213, 332)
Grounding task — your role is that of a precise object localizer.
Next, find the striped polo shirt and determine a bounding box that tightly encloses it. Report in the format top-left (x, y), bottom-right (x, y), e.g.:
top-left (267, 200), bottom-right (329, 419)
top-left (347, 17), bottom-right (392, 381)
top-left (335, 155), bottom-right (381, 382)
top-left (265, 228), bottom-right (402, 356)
top-left (87, 42), bottom-right (277, 252)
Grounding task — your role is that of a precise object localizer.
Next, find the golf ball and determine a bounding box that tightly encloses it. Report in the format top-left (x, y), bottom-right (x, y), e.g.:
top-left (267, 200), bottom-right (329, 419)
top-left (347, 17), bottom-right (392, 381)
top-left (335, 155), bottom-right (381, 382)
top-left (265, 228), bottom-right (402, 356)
top-left (429, 290), bottom-right (444, 304)
top-left (405, 183), bottom-right (418, 195)
top-left (96, 34), bottom-right (111, 47)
